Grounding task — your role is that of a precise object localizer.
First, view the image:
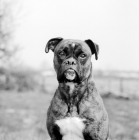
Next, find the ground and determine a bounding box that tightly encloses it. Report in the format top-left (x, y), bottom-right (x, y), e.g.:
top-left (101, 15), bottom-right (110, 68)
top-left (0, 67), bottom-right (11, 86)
top-left (0, 90), bottom-right (139, 140)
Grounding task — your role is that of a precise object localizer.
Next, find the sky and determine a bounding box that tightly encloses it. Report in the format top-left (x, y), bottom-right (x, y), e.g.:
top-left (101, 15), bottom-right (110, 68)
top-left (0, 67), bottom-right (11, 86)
top-left (12, 0), bottom-right (139, 71)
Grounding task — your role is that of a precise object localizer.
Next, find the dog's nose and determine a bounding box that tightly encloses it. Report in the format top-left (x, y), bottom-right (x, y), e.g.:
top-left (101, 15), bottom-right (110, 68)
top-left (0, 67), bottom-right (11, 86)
top-left (64, 58), bottom-right (77, 65)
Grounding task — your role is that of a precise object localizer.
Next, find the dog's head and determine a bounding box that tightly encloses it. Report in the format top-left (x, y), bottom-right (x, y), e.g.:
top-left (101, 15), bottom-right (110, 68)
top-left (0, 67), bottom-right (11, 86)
top-left (45, 38), bottom-right (99, 83)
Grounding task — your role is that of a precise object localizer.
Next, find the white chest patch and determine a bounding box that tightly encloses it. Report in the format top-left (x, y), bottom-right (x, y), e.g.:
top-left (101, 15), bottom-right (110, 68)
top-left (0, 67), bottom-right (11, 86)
top-left (55, 117), bottom-right (85, 140)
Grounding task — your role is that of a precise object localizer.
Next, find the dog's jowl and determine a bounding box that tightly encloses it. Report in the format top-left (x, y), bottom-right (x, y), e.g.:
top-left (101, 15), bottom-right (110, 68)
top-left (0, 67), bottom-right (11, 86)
top-left (45, 38), bottom-right (110, 140)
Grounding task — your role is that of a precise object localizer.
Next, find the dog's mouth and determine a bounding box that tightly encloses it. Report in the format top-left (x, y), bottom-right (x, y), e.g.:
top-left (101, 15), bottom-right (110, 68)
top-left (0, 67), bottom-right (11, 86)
top-left (64, 69), bottom-right (76, 81)
top-left (59, 68), bottom-right (80, 83)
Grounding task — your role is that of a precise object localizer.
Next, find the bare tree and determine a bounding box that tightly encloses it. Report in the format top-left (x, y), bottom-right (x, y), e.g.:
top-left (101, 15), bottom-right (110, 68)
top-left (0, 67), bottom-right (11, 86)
top-left (0, 0), bottom-right (19, 66)
top-left (0, 0), bottom-right (20, 89)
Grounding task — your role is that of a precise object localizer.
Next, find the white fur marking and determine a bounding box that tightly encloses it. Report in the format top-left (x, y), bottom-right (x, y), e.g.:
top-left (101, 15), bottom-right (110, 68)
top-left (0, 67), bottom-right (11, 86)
top-left (71, 43), bottom-right (75, 47)
top-left (55, 117), bottom-right (85, 140)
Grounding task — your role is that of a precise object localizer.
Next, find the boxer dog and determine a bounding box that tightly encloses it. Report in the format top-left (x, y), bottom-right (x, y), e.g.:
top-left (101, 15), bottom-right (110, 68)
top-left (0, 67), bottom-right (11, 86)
top-left (45, 38), bottom-right (110, 140)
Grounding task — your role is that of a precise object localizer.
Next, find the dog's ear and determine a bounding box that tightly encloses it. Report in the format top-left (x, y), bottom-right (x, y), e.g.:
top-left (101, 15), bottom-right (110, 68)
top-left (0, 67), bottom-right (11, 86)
top-left (45, 37), bottom-right (63, 53)
top-left (85, 39), bottom-right (99, 60)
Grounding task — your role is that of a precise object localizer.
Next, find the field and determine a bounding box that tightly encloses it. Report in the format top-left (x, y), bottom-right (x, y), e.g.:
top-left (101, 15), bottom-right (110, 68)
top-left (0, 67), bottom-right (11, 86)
top-left (0, 76), bottom-right (139, 140)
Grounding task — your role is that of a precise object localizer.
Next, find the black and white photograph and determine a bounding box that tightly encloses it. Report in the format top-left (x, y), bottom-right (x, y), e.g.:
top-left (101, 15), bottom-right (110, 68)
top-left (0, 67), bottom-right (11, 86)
top-left (0, 0), bottom-right (139, 140)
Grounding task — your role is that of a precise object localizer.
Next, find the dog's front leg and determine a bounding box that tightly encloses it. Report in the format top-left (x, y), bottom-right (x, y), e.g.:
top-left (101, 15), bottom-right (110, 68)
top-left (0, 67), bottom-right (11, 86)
top-left (47, 91), bottom-right (68, 140)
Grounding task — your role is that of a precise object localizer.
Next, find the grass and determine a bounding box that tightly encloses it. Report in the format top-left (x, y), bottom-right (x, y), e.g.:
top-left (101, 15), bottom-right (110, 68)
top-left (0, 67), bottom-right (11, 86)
top-left (0, 91), bottom-right (51, 140)
top-left (104, 97), bottom-right (139, 140)
top-left (0, 89), bottom-right (139, 140)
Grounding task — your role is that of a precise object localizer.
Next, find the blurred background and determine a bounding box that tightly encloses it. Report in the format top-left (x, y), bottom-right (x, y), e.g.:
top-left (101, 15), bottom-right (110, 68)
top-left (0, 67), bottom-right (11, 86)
top-left (0, 0), bottom-right (139, 139)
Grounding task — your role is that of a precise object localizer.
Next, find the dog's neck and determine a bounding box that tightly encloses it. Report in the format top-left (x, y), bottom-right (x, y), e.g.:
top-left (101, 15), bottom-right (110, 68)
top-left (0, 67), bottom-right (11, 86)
top-left (58, 74), bottom-right (95, 116)
top-left (58, 70), bottom-right (94, 102)
top-left (64, 82), bottom-right (76, 95)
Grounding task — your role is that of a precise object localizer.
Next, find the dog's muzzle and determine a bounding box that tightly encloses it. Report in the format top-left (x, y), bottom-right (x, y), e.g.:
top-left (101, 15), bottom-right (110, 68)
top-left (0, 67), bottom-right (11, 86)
top-left (64, 69), bottom-right (76, 81)
top-left (58, 68), bottom-right (80, 83)
top-left (58, 57), bottom-right (81, 83)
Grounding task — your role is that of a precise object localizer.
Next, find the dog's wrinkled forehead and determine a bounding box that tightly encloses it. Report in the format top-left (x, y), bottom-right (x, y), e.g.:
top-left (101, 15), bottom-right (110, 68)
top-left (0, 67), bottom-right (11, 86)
top-left (45, 38), bottom-right (99, 60)
top-left (55, 39), bottom-right (92, 55)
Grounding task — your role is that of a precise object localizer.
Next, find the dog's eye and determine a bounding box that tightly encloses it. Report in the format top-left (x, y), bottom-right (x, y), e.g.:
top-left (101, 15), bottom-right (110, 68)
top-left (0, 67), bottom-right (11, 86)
top-left (59, 51), bottom-right (65, 56)
top-left (79, 53), bottom-right (86, 58)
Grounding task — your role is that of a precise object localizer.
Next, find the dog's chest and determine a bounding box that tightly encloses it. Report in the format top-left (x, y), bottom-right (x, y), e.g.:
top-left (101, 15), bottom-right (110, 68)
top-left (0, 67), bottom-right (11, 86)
top-left (65, 82), bottom-right (75, 95)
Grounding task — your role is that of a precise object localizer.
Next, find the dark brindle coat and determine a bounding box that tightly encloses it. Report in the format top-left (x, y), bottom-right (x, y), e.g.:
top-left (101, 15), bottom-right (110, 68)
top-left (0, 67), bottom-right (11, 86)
top-left (45, 38), bottom-right (109, 140)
